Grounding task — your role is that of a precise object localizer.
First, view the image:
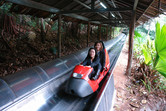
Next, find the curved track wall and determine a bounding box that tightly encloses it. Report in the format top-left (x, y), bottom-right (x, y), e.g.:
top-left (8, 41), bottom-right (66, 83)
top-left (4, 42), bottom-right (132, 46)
top-left (0, 33), bottom-right (126, 111)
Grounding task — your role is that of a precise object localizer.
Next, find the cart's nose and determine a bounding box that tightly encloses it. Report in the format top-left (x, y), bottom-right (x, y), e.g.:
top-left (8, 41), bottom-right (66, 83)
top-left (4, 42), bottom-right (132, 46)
top-left (66, 78), bottom-right (93, 97)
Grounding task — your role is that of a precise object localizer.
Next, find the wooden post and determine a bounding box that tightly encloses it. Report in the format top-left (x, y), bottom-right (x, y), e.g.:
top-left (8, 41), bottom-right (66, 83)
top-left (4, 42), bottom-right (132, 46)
top-left (126, 10), bottom-right (136, 75)
top-left (91, 0), bottom-right (94, 9)
top-left (99, 24), bottom-right (101, 40)
top-left (113, 27), bottom-right (114, 38)
top-left (106, 26), bottom-right (108, 40)
top-left (158, 0), bottom-right (161, 12)
top-left (58, 14), bottom-right (62, 58)
top-left (87, 22), bottom-right (90, 47)
top-left (110, 26), bottom-right (112, 39)
top-left (78, 24), bottom-right (81, 38)
top-left (90, 27), bottom-right (92, 37)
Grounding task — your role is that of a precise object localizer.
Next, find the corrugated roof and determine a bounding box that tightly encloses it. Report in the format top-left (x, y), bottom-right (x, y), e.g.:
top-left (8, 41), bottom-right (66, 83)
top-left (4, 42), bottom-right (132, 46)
top-left (3, 0), bottom-right (166, 27)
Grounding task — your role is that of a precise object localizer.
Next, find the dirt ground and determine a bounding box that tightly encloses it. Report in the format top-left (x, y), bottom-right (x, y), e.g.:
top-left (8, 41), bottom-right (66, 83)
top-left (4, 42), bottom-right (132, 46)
top-left (113, 40), bottom-right (166, 111)
top-left (113, 39), bottom-right (131, 110)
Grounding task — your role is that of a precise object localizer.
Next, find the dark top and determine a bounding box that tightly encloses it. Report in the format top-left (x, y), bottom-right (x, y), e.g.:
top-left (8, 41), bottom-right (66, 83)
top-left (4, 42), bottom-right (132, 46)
top-left (82, 56), bottom-right (100, 67)
top-left (97, 50), bottom-right (106, 69)
top-left (94, 41), bottom-right (106, 69)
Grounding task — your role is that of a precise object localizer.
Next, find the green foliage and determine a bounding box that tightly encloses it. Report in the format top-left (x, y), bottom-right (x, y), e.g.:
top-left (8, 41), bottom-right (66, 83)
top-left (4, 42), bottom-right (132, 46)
top-left (142, 44), bottom-right (151, 64)
top-left (134, 22), bottom-right (166, 78)
top-left (142, 78), bottom-right (152, 92)
top-left (51, 21), bottom-right (58, 31)
top-left (159, 76), bottom-right (166, 90)
top-left (154, 22), bottom-right (166, 78)
top-left (27, 18), bottom-right (37, 28)
top-left (133, 30), bottom-right (147, 62)
top-left (50, 47), bottom-right (57, 54)
top-left (136, 22), bottom-right (155, 40)
top-left (155, 22), bottom-right (166, 62)
top-left (0, 3), bottom-right (12, 15)
top-left (80, 24), bottom-right (86, 30)
top-left (113, 27), bottom-right (121, 37)
top-left (133, 22), bottom-right (166, 93)
top-left (101, 27), bottom-right (105, 33)
top-left (134, 30), bottom-right (142, 38)
top-left (149, 31), bottom-right (155, 40)
top-left (155, 59), bottom-right (166, 77)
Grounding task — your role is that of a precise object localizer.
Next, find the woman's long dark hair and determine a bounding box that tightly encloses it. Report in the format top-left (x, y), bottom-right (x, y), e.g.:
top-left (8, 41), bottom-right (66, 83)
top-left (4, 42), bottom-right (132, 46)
top-left (86, 47), bottom-right (98, 60)
top-left (94, 41), bottom-right (105, 51)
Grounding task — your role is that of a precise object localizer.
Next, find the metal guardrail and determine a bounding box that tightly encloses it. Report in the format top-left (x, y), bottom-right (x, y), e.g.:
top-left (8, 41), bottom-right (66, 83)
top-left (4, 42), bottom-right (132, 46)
top-left (0, 33), bottom-right (126, 111)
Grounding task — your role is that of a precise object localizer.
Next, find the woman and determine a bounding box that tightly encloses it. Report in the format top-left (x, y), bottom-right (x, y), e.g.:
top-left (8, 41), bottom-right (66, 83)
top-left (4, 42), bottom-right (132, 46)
top-left (94, 41), bottom-right (106, 71)
top-left (82, 48), bottom-right (101, 80)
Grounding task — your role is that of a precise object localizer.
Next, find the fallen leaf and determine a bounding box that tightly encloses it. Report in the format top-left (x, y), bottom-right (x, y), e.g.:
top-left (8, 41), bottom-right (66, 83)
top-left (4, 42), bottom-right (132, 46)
top-left (130, 102), bottom-right (139, 108)
top-left (142, 91), bottom-right (147, 95)
top-left (141, 100), bottom-right (147, 104)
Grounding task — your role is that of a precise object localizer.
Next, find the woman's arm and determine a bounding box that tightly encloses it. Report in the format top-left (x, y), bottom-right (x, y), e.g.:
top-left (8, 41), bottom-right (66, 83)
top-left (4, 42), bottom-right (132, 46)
top-left (102, 51), bottom-right (106, 68)
top-left (82, 57), bottom-right (88, 66)
top-left (91, 56), bottom-right (100, 67)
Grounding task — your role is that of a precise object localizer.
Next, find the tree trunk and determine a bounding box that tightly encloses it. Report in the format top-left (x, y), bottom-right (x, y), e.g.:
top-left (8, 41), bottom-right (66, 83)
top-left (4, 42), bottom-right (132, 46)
top-left (40, 18), bottom-right (45, 43)
top-left (2, 14), bottom-right (17, 35)
top-left (126, 10), bottom-right (136, 75)
top-left (58, 15), bottom-right (62, 57)
top-left (0, 14), bottom-right (17, 52)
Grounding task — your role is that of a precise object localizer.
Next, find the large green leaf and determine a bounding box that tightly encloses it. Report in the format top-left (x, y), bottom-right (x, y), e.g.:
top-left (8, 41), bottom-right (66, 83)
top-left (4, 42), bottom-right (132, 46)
top-left (158, 48), bottom-right (166, 61)
top-left (155, 23), bottom-right (166, 61)
top-left (142, 44), bottom-right (151, 64)
top-left (155, 58), bottom-right (166, 78)
top-left (154, 53), bottom-right (159, 68)
top-left (158, 71), bottom-right (166, 78)
top-left (155, 22), bottom-right (160, 52)
top-left (158, 25), bottom-right (166, 52)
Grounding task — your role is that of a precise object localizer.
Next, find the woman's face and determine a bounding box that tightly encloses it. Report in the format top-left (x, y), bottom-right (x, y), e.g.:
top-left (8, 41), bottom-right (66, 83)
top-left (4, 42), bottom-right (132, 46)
top-left (95, 43), bottom-right (101, 51)
top-left (89, 49), bottom-right (96, 58)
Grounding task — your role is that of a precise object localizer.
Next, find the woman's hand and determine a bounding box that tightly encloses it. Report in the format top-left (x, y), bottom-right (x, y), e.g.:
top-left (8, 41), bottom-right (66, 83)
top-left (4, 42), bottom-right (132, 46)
top-left (103, 67), bottom-right (107, 71)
